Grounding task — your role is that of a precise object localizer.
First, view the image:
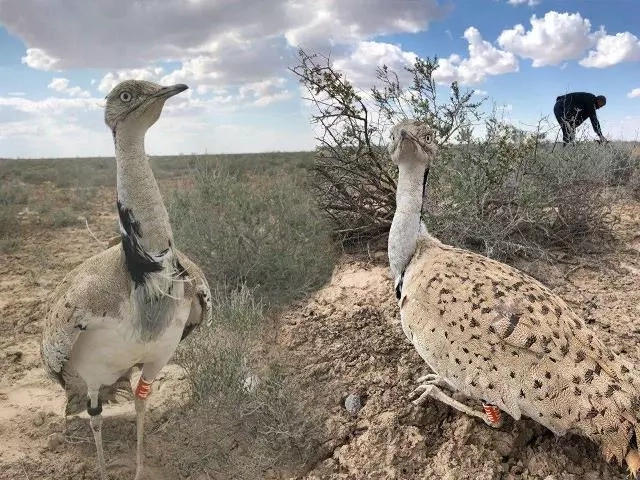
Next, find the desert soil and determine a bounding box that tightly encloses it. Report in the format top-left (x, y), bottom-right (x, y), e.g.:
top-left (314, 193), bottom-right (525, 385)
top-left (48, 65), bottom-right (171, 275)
top-left (3, 187), bottom-right (640, 480)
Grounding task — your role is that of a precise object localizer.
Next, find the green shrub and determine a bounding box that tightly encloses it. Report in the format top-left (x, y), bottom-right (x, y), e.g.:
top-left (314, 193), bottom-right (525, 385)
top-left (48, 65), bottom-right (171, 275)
top-left (426, 122), bottom-right (626, 259)
top-left (293, 49), bottom-right (629, 260)
top-left (168, 159), bottom-right (337, 307)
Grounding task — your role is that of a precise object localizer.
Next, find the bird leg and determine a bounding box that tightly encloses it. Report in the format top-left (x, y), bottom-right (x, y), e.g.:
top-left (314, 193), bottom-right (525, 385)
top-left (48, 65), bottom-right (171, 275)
top-left (415, 373), bottom-right (452, 390)
top-left (133, 376), bottom-right (152, 480)
top-left (412, 382), bottom-right (502, 428)
top-left (134, 396), bottom-right (147, 480)
top-left (87, 389), bottom-right (107, 480)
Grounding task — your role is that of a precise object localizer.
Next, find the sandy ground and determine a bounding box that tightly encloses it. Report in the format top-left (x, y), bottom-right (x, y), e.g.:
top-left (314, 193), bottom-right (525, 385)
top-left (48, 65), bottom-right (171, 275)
top-left (3, 187), bottom-right (640, 479)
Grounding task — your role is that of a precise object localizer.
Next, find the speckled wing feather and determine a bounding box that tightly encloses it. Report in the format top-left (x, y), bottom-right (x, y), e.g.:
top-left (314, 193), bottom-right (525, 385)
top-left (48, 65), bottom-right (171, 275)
top-left (41, 244), bottom-right (211, 414)
top-left (175, 250), bottom-right (212, 339)
top-left (400, 238), bottom-right (640, 462)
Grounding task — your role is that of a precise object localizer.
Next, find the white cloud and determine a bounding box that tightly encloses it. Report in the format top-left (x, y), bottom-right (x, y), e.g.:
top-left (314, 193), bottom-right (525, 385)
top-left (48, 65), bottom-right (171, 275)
top-left (284, 0), bottom-right (447, 49)
top-left (21, 48), bottom-right (59, 70)
top-left (7, 92), bottom-right (26, 97)
top-left (239, 78), bottom-right (293, 107)
top-left (0, 96), bottom-right (100, 114)
top-left (333, 41), bottom-right (418, 88)
top-left (580, 32), bottom-right (640, 68)
top-left (507, 0), bottom-right (539, 6)
top-left (498, 11), bottom-right (599, 67)
top-left (157, 36), bottom-right (293, 89)
top-left (434, 27), bottom-right (518, 84)
top-left (47, 77), bottom-right (91, 98)
top-left (0, 116), bottom-right (111, 157)
top-left (335, 29), bottom-right (516, 90)
top-left (47, 77), bottom-right (69, 92)
top-left (2, 0), bottom-right (446, 70)
top-left (628, 88), bottom-right (640, 99)
top-left (98, 68), bottom-right (166, 94)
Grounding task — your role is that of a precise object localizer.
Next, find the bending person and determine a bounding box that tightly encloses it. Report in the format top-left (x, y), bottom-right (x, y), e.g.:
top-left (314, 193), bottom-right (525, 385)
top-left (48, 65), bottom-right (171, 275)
top-left (553, 92), bottom-right (607, 146)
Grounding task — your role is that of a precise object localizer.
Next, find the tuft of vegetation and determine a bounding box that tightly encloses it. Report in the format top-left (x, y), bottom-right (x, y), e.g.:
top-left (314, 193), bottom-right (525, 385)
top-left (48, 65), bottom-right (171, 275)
top-left (175, 286), bottom-right (263, 404)
top-left (627, 149), bottom-right (640, 200)
top-left (292, 49), bottom-right (636, 260)
top-left (0, 180), bottom-right (29, 206)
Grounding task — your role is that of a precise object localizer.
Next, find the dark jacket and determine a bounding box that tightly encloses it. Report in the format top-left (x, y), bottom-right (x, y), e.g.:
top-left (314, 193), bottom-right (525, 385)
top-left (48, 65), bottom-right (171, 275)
top-left (554, 92), bottom-right (602, 137)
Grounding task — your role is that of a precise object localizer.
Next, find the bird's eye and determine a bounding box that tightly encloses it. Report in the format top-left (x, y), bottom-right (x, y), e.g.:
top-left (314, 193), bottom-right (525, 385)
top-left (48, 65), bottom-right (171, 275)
top-left (425, 133), bottom-right (433, 143)
top-left (119, 91), bottom-right (132, 102)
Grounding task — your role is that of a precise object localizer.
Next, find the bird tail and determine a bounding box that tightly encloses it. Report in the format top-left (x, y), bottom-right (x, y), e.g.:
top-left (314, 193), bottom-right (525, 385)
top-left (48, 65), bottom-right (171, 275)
top-left (627, 448), bottom-right (640, 478)
top-left (63, 369), bottom-right (135, 416)
top-left (605, 361), bottom-right (640, 478)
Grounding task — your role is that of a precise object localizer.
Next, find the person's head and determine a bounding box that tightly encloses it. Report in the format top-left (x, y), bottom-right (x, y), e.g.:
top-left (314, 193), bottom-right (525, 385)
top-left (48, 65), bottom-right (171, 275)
top-left (595, 95), bottom-right (606, 109)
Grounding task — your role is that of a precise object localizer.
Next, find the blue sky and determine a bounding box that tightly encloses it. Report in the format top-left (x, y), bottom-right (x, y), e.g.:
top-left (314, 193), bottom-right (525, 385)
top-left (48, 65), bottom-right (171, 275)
top-left (0, 0), bottom-right (638, 158)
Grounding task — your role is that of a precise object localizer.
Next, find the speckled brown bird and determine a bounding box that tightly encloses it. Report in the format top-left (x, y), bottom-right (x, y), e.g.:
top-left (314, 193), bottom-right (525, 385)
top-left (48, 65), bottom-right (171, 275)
top-left (387, 119), bottom-right (640, 476)
top-left (41, 80), bottom-right (212, 480)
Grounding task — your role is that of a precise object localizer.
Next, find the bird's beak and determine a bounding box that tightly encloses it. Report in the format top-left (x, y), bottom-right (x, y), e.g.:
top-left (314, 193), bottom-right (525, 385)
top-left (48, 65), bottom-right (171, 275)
top-left (154, 84), bottom-right (189, 99)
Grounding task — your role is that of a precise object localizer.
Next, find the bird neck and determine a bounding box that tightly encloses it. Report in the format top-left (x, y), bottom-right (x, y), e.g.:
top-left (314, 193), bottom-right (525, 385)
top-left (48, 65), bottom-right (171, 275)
top-left (388, 162), bottom-right (428, 281)
top-left (114, 128), bottom-right (174, 257)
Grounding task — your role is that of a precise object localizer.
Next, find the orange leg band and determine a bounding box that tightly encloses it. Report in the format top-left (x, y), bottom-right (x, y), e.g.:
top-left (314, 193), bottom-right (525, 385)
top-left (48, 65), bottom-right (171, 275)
top-left (134, 377), bottom-right (153, 400)
top-left (482, 404), bottom-right (502, 425)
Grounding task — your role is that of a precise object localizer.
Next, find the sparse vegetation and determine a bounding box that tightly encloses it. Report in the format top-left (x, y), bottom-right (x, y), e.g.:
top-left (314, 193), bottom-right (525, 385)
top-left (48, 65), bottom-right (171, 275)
top-left (172, 288), bottom-right (320, 479)
top-left (166, 155), bottom-right (336, 478)
top-left (426, 122), bottom-right (635, 259)
top-left (0, 206), bottom-right (22, 253)
top-left (169, 158), bottom-right (336, 306)
top-left (0, 151), bottom-right (335, 477)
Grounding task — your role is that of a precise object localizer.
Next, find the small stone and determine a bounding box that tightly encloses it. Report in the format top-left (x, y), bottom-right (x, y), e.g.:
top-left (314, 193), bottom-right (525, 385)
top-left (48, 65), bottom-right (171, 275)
top-left (242, 375), bottom-right (260, 393)
top-left (47, 432), bottom-right (65, 451)
top-left (344, 393), bottom-right (362, 415)
top-left (5, 349), bottom-right (22, 362)
top-left (32, 410), bottom-right (47, 427)
top-left (73, 462), bottom-right (87, 474)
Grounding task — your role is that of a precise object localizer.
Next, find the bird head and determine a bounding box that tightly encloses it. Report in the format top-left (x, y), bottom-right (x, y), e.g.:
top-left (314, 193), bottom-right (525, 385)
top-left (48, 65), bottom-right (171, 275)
top-left (388, 120), bottom-right (437, 168)
top-left (104, 80), bottom-right (188, 135)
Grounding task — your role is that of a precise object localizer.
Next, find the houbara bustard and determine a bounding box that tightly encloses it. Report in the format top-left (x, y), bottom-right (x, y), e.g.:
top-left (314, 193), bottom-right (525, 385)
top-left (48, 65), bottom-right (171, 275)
top-left (387, 119), bottom-right (640, 476)
top-left (41, 80), bottom-right (212, 480)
